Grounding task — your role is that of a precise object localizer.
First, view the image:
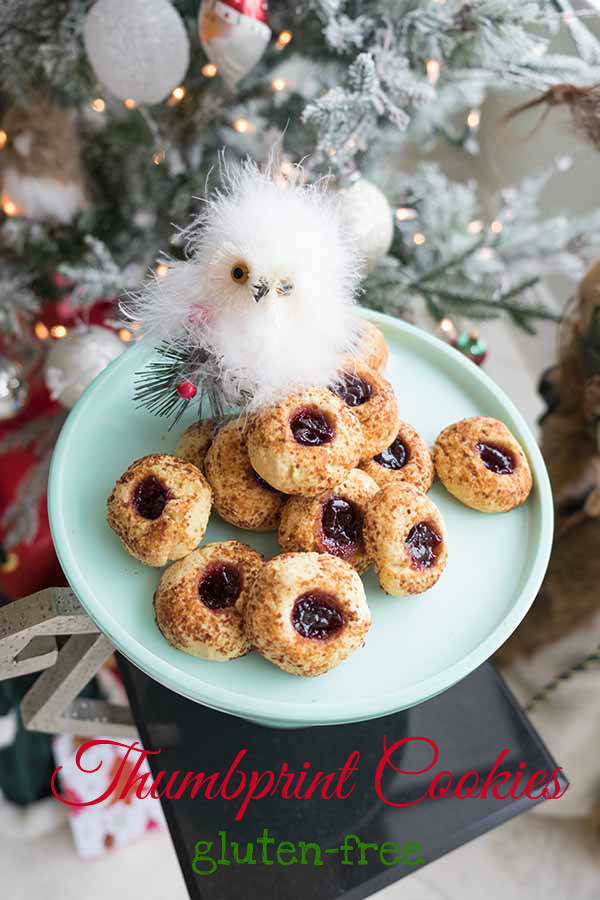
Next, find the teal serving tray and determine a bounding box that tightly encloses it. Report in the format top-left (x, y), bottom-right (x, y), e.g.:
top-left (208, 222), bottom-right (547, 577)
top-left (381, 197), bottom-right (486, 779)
top-left (49, 310), bottom-right (553, 728)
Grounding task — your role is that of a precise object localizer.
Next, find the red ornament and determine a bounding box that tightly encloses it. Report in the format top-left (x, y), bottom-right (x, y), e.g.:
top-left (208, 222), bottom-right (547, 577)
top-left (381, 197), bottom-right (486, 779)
top-left (452, 332), bottom-right (488, 367)
top-left (177, 380), bottom-right (197, 400)
top-left (220, 0), bottom-right (268, 24)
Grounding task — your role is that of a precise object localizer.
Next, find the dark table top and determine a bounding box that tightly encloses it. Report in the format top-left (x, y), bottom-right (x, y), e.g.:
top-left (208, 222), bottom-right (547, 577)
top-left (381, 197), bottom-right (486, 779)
top-left (118, 659), bottom-right (560, 900)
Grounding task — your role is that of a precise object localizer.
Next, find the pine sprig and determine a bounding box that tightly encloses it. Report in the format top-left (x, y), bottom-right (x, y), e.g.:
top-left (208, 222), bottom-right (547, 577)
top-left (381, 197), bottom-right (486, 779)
top-left (133, 340), bottom-right (200, 427)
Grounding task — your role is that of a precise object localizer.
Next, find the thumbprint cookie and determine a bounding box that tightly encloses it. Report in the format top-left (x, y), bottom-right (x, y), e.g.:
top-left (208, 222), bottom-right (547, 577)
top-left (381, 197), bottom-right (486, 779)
top-left (204, 418), bottom-right (286, 531)
top-left (330, 362), bottom-right (399, 462)
top-left (364, 483), bottom-right (448, 597)
top-left (278, 468), bottom-right (379, 573)
top-left (175, 419), bottom-right (217, 471)
top-left (107, 454), bottom-right (212, 567)
top-left (361, 421), bottom-right (434, 493)
top-left (433, 417), bottom-right (532, 512)
top-left (154, 541), bottom-right (263, 660)
top-left (246, 388), bottom-right (362, 496)
top-left (355, 319), bottom-right (389, 372)
top-left (244, 552), bottom-right (371, 677)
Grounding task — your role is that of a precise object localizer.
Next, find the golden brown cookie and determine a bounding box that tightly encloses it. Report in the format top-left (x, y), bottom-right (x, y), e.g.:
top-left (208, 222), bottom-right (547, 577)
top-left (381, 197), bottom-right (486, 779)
top-left (244, 552), bottom-right (371, 676)
top-left (107, 454), bottom-right (212, 567)
top-left (154, 541), bottom-right (263, 660)
top-left (364, 483), bottom-right (448, 597)
top-left (433, 417), bottom-right (532, 513)
top-left (278, 469), bottom-right (379, 573)
top-left (361, 421), bottom-right (434, 493)
top-left (246, 388), bottom-right (363, 496)
top-left (204, 418), bottom-right (286, 531)
top-left (330, 361), bottom-right (399, 462)
top-left (355, 319), bottom-right (389, 371)
top-left (175, 419), bottom-right (216, 471)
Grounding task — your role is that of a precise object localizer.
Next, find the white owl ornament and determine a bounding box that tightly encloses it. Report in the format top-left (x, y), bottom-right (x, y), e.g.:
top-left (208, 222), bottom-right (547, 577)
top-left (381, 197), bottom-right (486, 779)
top-left (128, 159), bottom-right (362, 420)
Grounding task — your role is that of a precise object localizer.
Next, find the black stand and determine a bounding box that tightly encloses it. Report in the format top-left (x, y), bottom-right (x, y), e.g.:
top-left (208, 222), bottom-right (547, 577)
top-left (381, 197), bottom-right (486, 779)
top-left (119, 660), bottom-right (562, 900)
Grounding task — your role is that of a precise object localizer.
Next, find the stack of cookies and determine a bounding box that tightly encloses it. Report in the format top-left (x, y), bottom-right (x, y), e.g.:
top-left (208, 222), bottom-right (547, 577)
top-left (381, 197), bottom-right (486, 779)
top-left (107, 318), bottom-right (533, 677)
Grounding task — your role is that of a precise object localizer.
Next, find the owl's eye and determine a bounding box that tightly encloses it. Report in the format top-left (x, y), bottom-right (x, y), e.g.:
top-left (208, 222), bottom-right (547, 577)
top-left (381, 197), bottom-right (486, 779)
top-left (230, 262), bottom-right (249, 284)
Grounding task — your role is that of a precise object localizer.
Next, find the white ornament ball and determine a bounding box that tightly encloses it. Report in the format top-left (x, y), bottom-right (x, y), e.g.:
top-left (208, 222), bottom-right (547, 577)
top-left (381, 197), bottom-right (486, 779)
top-left (337, 178), bottom-right (393, 273)
top-left (45, 326), bottom-right (125, 410)
top-left (0, 354), bottom-right (28, 421)
top-left (84, 0), bottom-right (190, 104)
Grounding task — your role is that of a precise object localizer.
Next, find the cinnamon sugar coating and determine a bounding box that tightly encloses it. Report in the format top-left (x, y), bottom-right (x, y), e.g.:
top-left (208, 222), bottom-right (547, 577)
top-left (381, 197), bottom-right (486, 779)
top-left (244, 552), bottom-right (371, 676)
top-left (331, 361), bottom-right (399, 462)
top-left (433, 417), bottom-right (532, 513)
top-left (175, 419), bottom-right (217, 471)
top-left (155, 541), bottom-right (263, 660)
top-left (278, 468), bottom-right (379, 573)
top-left (107, 454), bottom-right (212, 567)
top-left (361, 421), bottom-right (434, 493)
top-left (247, 388), bottom-right (363, 496)
top-left (205, 418), bottom-right (286, 531)
top-left (364, 483), bottom-right (448, 597)
top-left (355, 319), bottom-right (389, 371)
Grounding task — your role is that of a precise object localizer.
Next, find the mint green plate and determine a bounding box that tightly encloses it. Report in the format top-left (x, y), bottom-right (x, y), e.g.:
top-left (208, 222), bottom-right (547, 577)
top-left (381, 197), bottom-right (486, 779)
top-left (49, 310), bottom-right (553, 728)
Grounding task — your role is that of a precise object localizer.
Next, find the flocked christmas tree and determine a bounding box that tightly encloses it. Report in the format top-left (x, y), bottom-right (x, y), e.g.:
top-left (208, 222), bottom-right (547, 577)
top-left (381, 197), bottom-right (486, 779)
top-left (3, 0), bottom-right (600, 550)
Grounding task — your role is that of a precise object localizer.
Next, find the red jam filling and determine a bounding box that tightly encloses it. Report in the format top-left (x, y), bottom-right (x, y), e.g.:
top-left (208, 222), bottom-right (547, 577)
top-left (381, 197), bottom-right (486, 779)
top-left (133, 476), bottom-right (169, 520)
top-left (476, 442), bottom-right (515, 475)
top-left (331, 372), bottom-right (372, 407)
top-left (290, 408), bottom-right (334, 446)
top-left (292, 592), bottom-right (344, 640)
top-left (374, 436), bottom-right (408, 470)
top-left (198, 563), bottom-right (242, 610)
top-left (321, 497), bottom-right (362, 558)
top-left (406, 521), bottom-right (442, 570)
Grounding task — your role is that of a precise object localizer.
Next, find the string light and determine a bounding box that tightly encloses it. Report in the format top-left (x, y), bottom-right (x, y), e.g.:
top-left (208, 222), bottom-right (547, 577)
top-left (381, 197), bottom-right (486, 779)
top-left (467, 219), bottom-right (483, 235)
top-left (168, 85), bottom-right (186, 106)
top-left (156, 263), bottom-right (169, 278)
top-left (280, 160), bottom-right (293, 175)
top-left (0, 551), bottom-right (18, 574)
top-left (276, 30), bottom-right (293, 49)
top-left (202, 63), bottom-right (218, 77)
top-left (426, 59), bottom-right (441, 85)
top-left (413, 232), bottom-right (426, 245)
top-left (2, 198), bottom-right (17, 216)
top-left (124, 98), bottom-right (137, 109)
top-left (34, 322), bottom-right (49, 340)
top-left (152, 150), bottom-right (165, 165)
top-left (0, 130), bottom-right (7, 149)
top-left (478, 247), bottom-right (494, 260)
top-left (396, 207), bottom-right (417, 222)
top-left (467, 109), bottom-right (481, 129)
top-left (233, 118), bottom-right (252, 133)
top-left (91, 98), bottom-right (106, 112)
top-left (272, 77), bottom-right (287, 92)
top-left (490, 220), bottom-right (503, 234)
top-left (118, 328), bottom-right (133, 342)
top-left (50, 325), bottom-right (68, 339)
top-left (563, 10), bottom-right (574, 22)
top-left (439, 317), bottom-right (456, 336)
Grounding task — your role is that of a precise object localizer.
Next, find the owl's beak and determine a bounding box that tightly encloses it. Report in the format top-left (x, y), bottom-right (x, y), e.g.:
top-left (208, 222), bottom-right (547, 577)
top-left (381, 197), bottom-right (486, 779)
top-left (253, 279), bottom-right (270, 303)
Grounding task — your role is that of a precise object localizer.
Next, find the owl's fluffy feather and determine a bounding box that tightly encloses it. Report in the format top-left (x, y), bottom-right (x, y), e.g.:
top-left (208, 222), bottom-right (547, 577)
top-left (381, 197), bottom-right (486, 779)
top-left (126, 158), bottom-right (362, 411)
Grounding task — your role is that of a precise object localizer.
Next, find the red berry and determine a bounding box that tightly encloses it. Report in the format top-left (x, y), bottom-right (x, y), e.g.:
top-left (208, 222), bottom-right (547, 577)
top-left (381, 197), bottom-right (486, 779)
top-left (177, 380), bottom-right (197, 399)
